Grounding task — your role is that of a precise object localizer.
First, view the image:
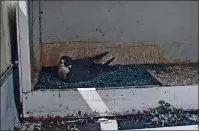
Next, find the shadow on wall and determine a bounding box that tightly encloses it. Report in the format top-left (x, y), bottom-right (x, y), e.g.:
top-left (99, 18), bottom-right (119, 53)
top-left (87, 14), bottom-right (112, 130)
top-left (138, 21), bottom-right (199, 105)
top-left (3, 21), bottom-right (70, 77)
top-left (7, 2), bottom-right (22, 120)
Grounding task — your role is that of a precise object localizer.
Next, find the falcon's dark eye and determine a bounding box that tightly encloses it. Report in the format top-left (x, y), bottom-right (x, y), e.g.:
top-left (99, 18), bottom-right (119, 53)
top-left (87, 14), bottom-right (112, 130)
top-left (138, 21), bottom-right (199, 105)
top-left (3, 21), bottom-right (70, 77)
top-left (64, 61), bottom-right (72, 66)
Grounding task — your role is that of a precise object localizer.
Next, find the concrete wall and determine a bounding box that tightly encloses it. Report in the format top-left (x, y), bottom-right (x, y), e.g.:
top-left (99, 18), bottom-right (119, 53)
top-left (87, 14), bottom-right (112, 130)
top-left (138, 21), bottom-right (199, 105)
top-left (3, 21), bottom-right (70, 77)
top-left (31, 1), bottom-right (198, 63)
top-left (29, 1), bottom-right (198, 69)
top-left (39, 1), bottom-right (198, 44)
top-left (0, 1), bottom-right (19, 130)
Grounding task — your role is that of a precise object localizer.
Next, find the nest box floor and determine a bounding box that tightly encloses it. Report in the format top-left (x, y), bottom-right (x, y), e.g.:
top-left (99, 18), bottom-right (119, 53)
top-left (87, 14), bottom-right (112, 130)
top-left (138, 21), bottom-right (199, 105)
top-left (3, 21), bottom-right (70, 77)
top-left (34, 64), bottom-right (163, 89)
top-left (34, 64), bottom-right (198, 89)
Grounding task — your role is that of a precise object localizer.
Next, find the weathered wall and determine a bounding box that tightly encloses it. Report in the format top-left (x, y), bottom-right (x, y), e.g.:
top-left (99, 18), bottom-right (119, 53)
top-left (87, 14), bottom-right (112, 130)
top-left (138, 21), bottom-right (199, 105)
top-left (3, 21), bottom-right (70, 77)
top-left (29, 1), bottom-right (198, 67)
top-left (0, 1), bottom-right (19, 130)
top-left (1, 1), bottom-right (14, 72)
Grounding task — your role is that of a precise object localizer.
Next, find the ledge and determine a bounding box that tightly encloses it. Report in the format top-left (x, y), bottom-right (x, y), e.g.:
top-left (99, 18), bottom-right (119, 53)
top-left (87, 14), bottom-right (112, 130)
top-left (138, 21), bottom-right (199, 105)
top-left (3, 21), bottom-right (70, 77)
top-left (23, 85), bottom-right (198, 118)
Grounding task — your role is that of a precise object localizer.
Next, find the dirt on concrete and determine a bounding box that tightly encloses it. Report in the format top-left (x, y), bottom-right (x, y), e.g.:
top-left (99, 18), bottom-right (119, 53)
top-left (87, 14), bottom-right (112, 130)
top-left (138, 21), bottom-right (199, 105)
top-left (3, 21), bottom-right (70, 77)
top-left (148, 64), bottom-right (198, 86)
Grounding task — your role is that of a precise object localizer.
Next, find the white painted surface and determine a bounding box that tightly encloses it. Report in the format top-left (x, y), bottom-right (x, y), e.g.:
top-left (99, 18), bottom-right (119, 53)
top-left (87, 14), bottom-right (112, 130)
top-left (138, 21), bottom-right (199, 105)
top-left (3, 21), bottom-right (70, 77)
top-left (137, 125), bottom-right (198, 130)
top-left (16, 0), bottom-right (32, 93)
top-left (98, 118), bottom-right (118, 130)
top-left (77, 88), bottom-right (110, 116)
top-left (1, 73), bottom-right (19, 130)
top-left (19, 1), bottom-right (27, 16)
top-left (23, 85), bottom-right (198, 117)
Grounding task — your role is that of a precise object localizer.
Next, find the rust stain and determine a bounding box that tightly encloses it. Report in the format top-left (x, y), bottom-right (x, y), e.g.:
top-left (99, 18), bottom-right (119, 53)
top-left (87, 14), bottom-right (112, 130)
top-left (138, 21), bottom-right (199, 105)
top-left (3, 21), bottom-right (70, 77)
top-left (41, 41), bottom-right (168, 67)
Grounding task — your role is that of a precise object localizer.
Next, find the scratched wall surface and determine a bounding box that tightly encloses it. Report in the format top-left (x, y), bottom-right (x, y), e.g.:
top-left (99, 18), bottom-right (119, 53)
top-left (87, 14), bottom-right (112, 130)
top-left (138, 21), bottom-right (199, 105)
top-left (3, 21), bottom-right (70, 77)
top-left (29, 1), bottom-right (198, 67)
top-left (41, 42), bottom-right (168, 66)
top-left (0, 1), bottom-right (19, 130)
top-left (1, 1), bottom-right (15, 72)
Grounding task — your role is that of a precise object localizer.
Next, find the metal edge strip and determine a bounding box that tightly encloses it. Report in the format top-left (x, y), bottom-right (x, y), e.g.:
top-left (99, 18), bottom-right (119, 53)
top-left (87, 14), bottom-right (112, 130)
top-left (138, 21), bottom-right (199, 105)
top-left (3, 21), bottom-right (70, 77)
top-left (0, 64), bottom-right (14, 87)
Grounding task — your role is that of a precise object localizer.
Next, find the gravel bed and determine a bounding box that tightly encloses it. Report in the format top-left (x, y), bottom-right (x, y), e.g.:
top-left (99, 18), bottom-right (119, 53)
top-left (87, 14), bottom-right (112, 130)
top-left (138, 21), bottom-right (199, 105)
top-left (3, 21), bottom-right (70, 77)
top-left (148, 64), bottom-right (198, 86)
top-left (34, 64), bottom-right (198, 89)
top-left (34, 64), bottom-right (161, 89)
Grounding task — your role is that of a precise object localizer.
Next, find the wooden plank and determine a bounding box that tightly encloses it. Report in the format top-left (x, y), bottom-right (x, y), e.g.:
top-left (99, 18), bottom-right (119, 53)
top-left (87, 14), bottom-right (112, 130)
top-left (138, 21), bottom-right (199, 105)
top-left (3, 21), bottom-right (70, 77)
top-left (41, 42), bottom-right (168, 67)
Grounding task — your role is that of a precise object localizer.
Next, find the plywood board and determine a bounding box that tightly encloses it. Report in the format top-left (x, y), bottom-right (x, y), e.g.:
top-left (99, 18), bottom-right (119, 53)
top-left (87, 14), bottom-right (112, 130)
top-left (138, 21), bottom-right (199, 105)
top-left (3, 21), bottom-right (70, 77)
top-left (41, 42), bottom-right (168, 67)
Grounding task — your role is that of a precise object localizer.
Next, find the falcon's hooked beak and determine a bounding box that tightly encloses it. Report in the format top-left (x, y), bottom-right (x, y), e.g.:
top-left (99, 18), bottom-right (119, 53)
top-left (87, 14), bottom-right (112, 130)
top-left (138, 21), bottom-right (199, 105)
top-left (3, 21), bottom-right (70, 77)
top-left (61, 59), bottom-right (65, 64)
top-left (60, 58), bottom-right (72, 68)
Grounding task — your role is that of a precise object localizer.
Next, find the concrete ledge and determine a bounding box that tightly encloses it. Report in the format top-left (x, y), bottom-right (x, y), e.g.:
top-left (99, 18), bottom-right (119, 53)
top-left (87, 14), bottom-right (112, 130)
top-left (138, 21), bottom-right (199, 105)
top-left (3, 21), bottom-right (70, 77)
top-left (137, 125), bottom-right (198, 130)
top-left (23, 85), bottom-right (198, 118)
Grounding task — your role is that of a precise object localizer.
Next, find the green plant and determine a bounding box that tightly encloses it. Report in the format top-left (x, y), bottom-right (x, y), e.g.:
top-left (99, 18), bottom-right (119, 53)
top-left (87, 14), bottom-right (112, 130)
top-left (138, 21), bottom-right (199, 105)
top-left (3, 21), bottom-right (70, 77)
top-left (158, 100), bottom-right (166, 106)
top-left (156, 100), bottom-right (180, 114)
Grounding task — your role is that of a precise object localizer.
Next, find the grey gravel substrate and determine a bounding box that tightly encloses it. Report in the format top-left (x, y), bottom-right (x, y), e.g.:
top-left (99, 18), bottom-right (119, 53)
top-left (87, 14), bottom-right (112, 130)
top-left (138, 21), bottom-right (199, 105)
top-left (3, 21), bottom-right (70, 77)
top-left (34, 64), bottom-right (171, 89)
top-left (34, 64), bottom-right (198, 89)
top-left (149, 65), bottom-right (198, 86)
